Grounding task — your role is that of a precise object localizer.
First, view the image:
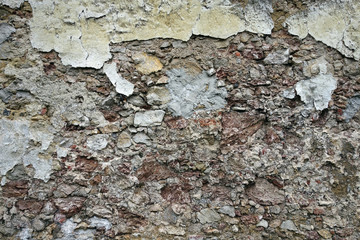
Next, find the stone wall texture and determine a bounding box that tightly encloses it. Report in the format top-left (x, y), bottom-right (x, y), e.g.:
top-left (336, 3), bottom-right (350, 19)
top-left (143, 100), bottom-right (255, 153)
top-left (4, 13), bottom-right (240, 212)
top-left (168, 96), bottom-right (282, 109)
top-left (0, 0), bottom-right (360, 239)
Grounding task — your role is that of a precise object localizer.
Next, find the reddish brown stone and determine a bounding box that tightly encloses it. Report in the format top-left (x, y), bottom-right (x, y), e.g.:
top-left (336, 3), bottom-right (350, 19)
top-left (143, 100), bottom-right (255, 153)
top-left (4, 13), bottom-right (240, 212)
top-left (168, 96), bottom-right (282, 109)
top-left (313, 208), bottom-right (325, 215)
top-left (165, 116), bottom-right (188, 129)
top-left (16, 200), bottom-right (44, 214)
top-left (136, 161), bottom-right (175, 182)
top-left (246, 178), bottom-right (284, 206)
top-left (266, 175), bottom-right (284, 189)
top-left (240, 215), bottom-right (259, 225)
top-left (54, 197), bottom-right (86, 216)
top-left (118, 207), bottom-right (147, 229)
top-left (118, 162), bottom-right (132, 175)
top-left (2, 180), bottom-right (29, 198)
top-left (221, 112), bottom-right (265, 145)
top-left (307, 231), bottom-right (320, 240)
top-left (160, 183), bottom-right (192, 204)
top-left (75, 156), bottom-right (98, 172)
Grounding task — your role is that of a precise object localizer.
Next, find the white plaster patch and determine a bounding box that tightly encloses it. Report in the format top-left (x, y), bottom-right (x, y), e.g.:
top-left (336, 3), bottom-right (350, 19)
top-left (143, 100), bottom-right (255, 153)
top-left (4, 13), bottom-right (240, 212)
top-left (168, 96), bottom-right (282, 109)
top-left (295, 74), bottom-right (337, 111)
top-left (103, 62), bottom-right (134, 96)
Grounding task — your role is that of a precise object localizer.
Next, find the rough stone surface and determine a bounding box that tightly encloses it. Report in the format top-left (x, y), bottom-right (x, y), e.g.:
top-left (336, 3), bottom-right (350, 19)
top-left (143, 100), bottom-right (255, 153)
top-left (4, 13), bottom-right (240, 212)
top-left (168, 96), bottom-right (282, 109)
top-left (1, 1), bottom-right (360, 239)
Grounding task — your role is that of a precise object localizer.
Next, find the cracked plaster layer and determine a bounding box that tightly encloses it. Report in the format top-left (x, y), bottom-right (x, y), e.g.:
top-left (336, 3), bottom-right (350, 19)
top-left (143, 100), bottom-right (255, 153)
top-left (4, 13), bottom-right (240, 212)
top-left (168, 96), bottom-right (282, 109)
top-left (0, 0), bottom-right (24, 9)
top-left (0, 119), bottom-right (53, 182)
top-left (285, 0), bottom-right (360, 60)
top-left (27, 0), bottom-right (273, 69)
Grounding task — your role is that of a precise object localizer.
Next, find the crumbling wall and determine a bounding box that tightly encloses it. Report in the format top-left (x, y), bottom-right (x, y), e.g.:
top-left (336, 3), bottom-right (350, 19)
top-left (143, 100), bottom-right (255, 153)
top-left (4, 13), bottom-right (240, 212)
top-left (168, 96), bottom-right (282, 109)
top-left (0, 0), bottom-right (360, 239)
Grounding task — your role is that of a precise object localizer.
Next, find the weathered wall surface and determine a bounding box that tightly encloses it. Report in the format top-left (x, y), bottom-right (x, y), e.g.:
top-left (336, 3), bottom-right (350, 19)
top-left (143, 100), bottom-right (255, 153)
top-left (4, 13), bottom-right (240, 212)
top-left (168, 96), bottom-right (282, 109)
top-left (0, 0), bottom-right (360, 239)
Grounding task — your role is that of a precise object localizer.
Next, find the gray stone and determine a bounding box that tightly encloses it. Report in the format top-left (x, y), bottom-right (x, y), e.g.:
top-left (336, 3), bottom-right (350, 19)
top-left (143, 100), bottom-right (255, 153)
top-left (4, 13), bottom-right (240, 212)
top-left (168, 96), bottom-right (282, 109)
top-left (343, 95), bottom-right (360, 122)
top-left (166, 69), bottom-right (227, 118)
top-left (172, 41), bottom-right (187, 48)
top-left (264, 49), bottom-right (290, 65)
top-left (269, 205), bottom-right (281, 214)
top-left (133, 133), bottom-right (151, 146)
top-left (197, 208), bottom-right (221, 224)
top-left (219, 206), bottom-right (235, 217)
top-left (283, 88), bottom-right (295, 99)
top-left (103, 62), bottom-right (134, 96)
top-left (160, 41), bottom-right (171, 48)
top-left (133, 110), bottom-right (165, 127)
top-left (89, 217), bottom-right (112, 231)
top-left (86, 134), bottom-right (108, 151)
top-left (257, 219), bottom-right (269, 228)
top-left (0, 23), bottom-right (15, 44)
top-left (295, 74), bottom-right (337, 110)
top-left (32, 218), bottom-right (45, 231)
top-left (281, 220), bottom-right (298, 231)
top-left (250, 68), bottom-right (261, 79)
top-left (0, 89), bottom-right (11, 103)
top-left (163, 207), bottom-right (178, 224)
top-left (128, 95), bottom-right (147, 107)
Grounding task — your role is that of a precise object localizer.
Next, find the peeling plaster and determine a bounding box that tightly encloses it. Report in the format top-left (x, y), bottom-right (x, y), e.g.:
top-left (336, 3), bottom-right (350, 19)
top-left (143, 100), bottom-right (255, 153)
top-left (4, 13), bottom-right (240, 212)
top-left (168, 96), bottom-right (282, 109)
top-left (0, 0), bottom-right (24, 9)
top-left (27, 0), bottom-right (274, 69)
top-left (0, 119), bottom-right (53, 182)
top-left (103, 62), bottom-right (134, 96)
top-left (285, 0), bottom-right (360, 60)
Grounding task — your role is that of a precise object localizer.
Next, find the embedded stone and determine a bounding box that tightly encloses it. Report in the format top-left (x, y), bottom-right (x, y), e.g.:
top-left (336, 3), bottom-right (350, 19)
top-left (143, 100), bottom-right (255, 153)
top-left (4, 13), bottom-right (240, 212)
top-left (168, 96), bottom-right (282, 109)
top-left (86, 134), bottom-right (108, 151)
top-left (134, 110), bottom-right (165, 127)
top-left (197, 208), bottom-right (221, 224)
top-left (280, 220), bottom-right (298, 231)
top-left (264, 49), bottom-right (290, 65)
top-left (117, 131), bottom-right (132, 149)
top-left (146, 86), bottom-right (171, 105)
top-left (133, 52), bottom-right (163, 75)
top-left (246, 179), bottom-right (284, 206)
top-left (133, 133), bottom-right (151, 146)
top-left (54, 197), bottom-right (86, 216)
top-left (219, 206), bottom-right (235, 217)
